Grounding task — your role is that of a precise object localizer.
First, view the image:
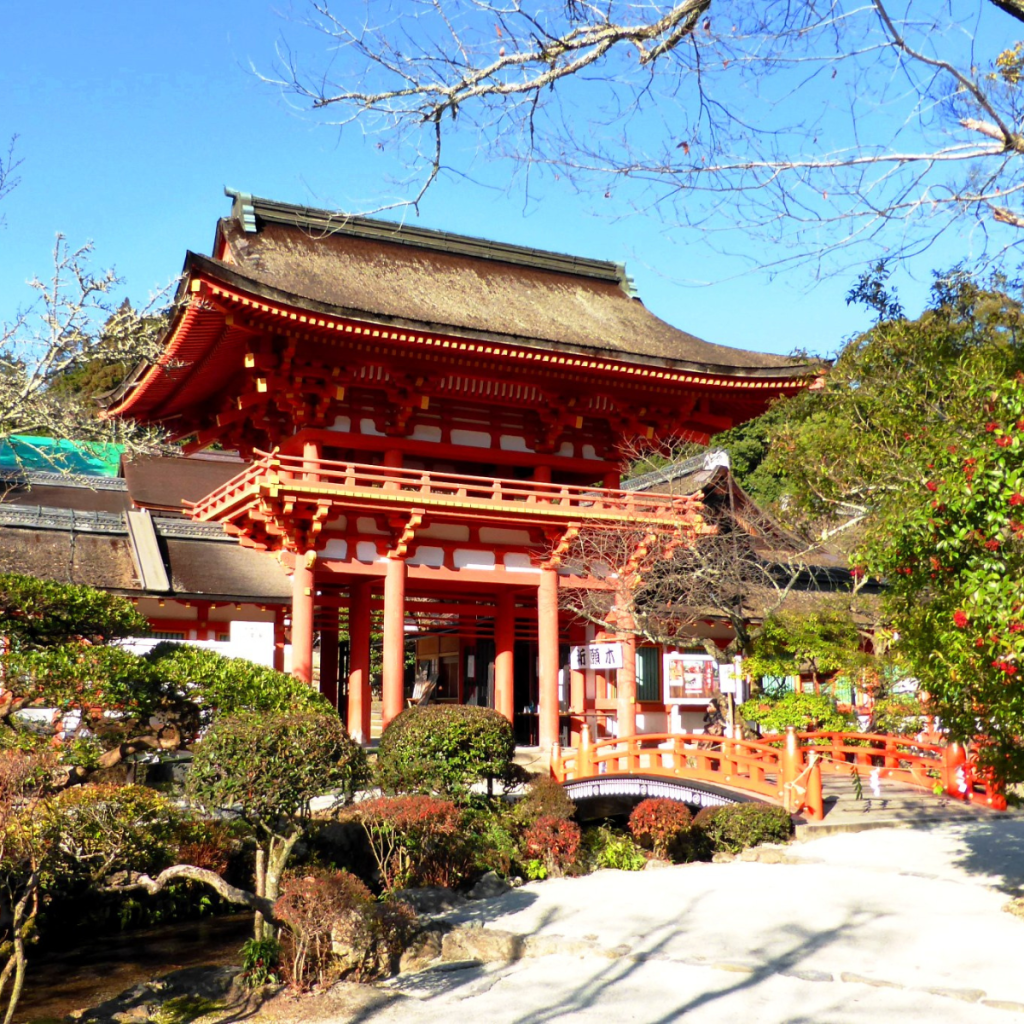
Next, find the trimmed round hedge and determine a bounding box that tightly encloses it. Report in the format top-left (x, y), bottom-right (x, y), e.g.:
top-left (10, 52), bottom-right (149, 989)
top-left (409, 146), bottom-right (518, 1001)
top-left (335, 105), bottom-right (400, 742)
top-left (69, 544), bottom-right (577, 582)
top-left (375, 704), bottom-right (515, 799)
top-left (692, 802), bottom-right (793, 853)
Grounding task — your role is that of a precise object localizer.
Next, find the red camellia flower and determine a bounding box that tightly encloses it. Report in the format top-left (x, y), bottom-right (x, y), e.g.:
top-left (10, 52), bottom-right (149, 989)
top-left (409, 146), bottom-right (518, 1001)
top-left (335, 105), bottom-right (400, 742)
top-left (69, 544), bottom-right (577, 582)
top-left (1010, 622), bottom-right (1024, 633)
top-left (1011, 493), bottom-right (1024, 506)
top-left (998, 436), bottom-right (1013, 448)
top-left (987, 421), bottom-right (1000, 432)
top-left (975, 637), bottom-right (986, 648)
top-left (953, 610), bottom-right (968, 628)
top-left (985, 539), bottom-right (1001, 550)
top-left (926, 481), bottom-right (938, 492)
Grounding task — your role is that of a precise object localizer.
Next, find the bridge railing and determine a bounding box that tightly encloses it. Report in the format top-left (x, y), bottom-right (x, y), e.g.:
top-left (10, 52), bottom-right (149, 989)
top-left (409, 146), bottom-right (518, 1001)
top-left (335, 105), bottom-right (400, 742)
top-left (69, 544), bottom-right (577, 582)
top-left (551, 729), bottom-right (823, 817)
top-left (765, 730), bottom-right (1007, 811)
top-left (550, 726), bottom-right (1008, 819)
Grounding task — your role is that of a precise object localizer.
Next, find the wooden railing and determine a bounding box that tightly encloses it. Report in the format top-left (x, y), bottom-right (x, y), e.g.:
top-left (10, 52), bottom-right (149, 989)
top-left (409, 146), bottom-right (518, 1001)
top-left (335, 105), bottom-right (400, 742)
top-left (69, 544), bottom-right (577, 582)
top-left (188, 450), bottom-right (701, 528)
top-left (550, 727), bottom-right (1008, 820)
top-left (777, 730), bottom-right (1007, 812)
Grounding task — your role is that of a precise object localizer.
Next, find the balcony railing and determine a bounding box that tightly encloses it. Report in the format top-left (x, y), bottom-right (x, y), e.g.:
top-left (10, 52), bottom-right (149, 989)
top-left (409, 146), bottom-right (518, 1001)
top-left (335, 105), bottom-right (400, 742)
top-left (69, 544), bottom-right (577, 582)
top-left (188, 450), bottom-right (701, 529)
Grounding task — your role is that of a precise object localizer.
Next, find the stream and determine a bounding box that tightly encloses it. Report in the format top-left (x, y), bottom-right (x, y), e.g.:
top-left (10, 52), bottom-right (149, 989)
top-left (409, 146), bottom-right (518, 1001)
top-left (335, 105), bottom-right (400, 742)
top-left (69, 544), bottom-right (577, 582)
top-left (14, 914), bottom-right (254, 1023)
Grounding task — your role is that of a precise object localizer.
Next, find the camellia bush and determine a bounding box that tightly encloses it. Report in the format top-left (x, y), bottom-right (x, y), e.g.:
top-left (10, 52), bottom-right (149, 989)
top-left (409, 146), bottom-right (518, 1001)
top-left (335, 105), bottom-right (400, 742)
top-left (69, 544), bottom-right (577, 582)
top-left (375, 704), bottom-right (516, 799)
top-left (861, 374), bottom-right (1024, 781)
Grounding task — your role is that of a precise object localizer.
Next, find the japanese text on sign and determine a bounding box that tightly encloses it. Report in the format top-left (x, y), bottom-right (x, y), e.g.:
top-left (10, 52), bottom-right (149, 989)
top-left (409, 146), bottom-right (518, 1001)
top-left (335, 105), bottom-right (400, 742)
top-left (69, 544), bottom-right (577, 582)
top-left (570, 643), bottom-right (624, 671)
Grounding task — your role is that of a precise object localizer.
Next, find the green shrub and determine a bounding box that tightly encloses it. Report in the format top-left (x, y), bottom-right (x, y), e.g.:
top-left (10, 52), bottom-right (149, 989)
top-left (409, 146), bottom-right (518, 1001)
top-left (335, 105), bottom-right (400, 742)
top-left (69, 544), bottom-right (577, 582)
top-left (739, 692), bottom-right (856, 734)
top-left (628, 799), bottom-right (692, 860)
top-left (692, 802), bottom-right (793, 853)
top-left (240, 937), bottom-right (281, 988)
top-left (36, 784), bottom-right (183, 885)
top-left (511, 776), bottom-right (576, 826)
top-left (579, 825), bottom-right (648, 872)
top-left (375, 705), bottom-right (515, 799)
top-left (147, 643), bottom-right (329, 721)
top-left (461, 805), bottom-right (519, 879)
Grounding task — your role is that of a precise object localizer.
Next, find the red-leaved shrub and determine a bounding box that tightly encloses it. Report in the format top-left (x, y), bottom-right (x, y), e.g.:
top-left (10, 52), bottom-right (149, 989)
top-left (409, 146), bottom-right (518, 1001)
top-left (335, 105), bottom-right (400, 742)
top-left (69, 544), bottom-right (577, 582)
top-left (628, 799), bottom-right (693, 860)
top-left (357, 795), bottom-right (465, 891)
top-left (522, 815), bottom-right (581, 876)
top-left (274, 868), bottom-right (414, 989)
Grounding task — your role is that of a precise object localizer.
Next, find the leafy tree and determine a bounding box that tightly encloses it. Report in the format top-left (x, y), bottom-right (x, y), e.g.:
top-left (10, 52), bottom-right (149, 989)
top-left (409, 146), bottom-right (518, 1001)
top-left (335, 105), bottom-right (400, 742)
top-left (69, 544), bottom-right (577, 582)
top-left (860, 374), bottom-right (1024, 780)
top-left (746, 608), bottom-right (862, 691)
top-left (739, 692), bottom-right (856, 734)
top-left (0, 573), bottom-right (147, 650)
top-left (768, 267), bottom-right (1024, 545)
top-left (187, 711), bottom-right (368, 938)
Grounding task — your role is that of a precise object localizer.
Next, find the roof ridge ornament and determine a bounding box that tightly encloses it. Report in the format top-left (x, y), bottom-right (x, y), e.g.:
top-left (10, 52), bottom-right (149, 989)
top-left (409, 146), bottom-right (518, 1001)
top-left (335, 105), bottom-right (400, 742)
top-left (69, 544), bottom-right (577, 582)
top-left (225, 187), bottom-right (257, 233)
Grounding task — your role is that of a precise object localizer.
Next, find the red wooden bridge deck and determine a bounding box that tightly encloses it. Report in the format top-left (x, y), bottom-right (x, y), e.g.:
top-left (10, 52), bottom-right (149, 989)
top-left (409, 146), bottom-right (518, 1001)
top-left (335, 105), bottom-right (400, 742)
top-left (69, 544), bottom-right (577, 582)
top-left (550, 727), bottom-right (1008, 819)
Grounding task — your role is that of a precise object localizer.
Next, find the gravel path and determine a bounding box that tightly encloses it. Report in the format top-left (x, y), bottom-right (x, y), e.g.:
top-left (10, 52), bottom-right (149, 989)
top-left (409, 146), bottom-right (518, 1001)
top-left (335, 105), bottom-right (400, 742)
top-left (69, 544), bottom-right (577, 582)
top-left (354, 818), bottom-right (1024, 1024)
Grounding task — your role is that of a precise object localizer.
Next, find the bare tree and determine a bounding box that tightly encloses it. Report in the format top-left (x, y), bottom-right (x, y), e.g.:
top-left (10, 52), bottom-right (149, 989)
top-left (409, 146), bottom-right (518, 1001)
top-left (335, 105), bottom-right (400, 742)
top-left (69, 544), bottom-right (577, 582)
top-left (559, 497), bottom-right (837, 659)
top-left (0, 235), bottom-right (171, 469)
top-left (556, 441), bottom-right (870, 657)
top-left (263, 0), bottom-right (1024, 273)
top-left (0, 136), bottom-right (21, 227)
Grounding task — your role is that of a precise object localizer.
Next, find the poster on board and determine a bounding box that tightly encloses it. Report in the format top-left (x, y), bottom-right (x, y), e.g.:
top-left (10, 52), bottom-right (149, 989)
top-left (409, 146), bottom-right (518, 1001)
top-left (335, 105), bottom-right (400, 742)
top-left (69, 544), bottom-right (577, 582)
top-left (665, 654), bottom-right (718, 702)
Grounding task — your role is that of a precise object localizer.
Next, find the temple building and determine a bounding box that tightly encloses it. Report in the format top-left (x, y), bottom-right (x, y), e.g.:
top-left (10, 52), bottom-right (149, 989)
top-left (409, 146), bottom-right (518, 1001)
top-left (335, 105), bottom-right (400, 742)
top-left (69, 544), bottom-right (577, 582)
top-left (101, 190), bottom-right (810, 747)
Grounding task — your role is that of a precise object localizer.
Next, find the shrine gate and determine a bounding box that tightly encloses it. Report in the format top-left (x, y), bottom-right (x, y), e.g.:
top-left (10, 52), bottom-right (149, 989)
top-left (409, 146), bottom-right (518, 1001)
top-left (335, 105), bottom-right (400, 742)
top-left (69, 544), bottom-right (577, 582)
top-left (106, 191), bottom-right (809, 747)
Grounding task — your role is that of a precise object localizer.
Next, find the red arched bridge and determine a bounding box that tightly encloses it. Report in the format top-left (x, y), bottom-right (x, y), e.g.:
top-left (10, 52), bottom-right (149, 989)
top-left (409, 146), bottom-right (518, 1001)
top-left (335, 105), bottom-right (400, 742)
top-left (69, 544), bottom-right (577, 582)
top-left (549, 727), bottom-right (1008, 820)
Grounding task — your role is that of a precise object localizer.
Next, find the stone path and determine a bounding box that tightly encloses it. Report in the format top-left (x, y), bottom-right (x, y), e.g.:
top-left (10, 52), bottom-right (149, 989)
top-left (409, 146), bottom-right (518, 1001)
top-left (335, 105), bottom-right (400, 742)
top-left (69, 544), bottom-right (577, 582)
top-left (352, 816), bottom-right (1024, 1024)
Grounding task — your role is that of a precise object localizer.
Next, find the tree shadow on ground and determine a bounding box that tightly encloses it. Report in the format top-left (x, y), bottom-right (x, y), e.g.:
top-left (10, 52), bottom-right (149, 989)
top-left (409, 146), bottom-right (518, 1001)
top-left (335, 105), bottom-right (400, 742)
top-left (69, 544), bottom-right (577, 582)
top-left (338, 890), bottom-right (880, 1024)
top-left (947, 817), bottom-right (1024, 894)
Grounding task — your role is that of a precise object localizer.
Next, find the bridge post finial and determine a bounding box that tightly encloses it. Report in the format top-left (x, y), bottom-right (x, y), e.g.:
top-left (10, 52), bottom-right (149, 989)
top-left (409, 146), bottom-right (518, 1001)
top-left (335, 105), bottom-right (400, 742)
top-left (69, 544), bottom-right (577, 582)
top-left (550, 742), bottom-right (562, 782)
top-left (579, 724), bottom-right (593, 777)
top-left (781, 726), bottom-right (802, 812)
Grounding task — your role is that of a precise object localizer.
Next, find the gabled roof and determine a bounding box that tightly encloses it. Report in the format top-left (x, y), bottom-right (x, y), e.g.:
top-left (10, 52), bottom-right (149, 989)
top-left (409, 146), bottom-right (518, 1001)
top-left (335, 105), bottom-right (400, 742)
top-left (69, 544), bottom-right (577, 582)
top-left (208, 190), bottom-right (806, 375)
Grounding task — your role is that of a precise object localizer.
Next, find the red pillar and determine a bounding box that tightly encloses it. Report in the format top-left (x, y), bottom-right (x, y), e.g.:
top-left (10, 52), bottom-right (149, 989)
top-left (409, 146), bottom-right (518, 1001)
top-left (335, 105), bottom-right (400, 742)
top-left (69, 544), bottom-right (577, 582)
top-left (569, 623), bottom-right (587, 742)
top-left (537, 565), bottom-right (560, 751)
top-left (273, 607), bottom-right (286, 673)
top-left (291, 555), bottom-right (315, 684)
top-left (347, 579), bottom-right (372, 744)
top-left (495, 590), bottom-right (516, 724)
top-left (382, 556), bottom-right (407, 728)
top-left (319, 619), bottom-right (340, 710)
top-left (617, 631), bottom-right (637, 738)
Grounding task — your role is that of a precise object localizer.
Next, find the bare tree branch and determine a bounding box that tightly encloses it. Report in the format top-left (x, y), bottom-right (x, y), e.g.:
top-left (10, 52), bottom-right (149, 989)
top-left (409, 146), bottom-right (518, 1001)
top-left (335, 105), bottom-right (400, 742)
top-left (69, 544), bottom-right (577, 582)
top-left (263, 0), bottom-right (1024, 273)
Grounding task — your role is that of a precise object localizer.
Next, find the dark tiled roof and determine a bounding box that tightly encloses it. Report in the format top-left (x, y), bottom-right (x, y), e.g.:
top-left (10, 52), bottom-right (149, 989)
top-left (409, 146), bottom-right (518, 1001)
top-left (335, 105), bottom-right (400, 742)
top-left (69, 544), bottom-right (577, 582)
top-left (122, 454), bottom-right (246, 512)
top-left (0, 475), bottom-right (131, 514)
top-left (163, 537), bottom-right (291, 601)
top-left (207, 193), bottom-right (806, 376)
top-left (0, 502), bottom-right (290, 604)
top-left (0, 528), bottom-right (140, 592)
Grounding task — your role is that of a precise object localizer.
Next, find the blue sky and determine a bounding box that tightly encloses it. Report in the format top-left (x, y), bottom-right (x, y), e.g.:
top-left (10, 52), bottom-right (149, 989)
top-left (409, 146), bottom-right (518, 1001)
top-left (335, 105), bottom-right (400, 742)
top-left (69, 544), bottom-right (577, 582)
top-left (0, 2), bottom-right (1006, 360)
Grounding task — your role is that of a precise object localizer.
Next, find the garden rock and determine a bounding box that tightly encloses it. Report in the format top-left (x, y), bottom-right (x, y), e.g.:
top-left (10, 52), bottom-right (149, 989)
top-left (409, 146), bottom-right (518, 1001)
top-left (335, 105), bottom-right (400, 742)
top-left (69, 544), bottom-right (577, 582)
top-left (442, 926), bottom-right (525, 963)
top-left (399, 925), bottom-right (448, 974)
top-left (469, 870), bottom-right (512, 900)
top-left (394, 887), bottom-right (469, 916)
